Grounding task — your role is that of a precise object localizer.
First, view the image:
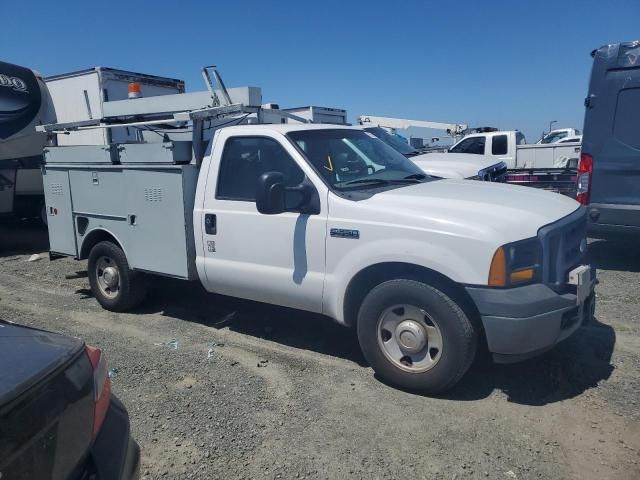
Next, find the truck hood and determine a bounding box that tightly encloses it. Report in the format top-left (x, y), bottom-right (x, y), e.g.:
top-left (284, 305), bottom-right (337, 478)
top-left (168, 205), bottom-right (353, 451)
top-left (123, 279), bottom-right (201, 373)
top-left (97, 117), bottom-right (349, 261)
top-left (410, 153), bottom-right (496, 179)
top-left (355, 179), bottom-right (580, 243)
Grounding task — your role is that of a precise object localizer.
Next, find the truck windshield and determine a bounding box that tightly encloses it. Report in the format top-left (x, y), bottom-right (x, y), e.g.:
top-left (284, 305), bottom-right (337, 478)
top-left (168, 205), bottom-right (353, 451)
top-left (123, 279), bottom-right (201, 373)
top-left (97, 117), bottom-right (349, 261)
top-left (287, 129), bottom-right (428, 191)
top-left (363, 127), bottom-right (419, 156)
top-left (540, 131), bottom-right (568, 144)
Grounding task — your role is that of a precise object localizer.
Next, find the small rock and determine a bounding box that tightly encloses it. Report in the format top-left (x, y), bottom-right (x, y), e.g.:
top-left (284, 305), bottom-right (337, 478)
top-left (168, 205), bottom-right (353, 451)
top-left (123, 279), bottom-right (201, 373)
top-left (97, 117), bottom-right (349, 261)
top-left (27, 254), bottom-right (41, 262)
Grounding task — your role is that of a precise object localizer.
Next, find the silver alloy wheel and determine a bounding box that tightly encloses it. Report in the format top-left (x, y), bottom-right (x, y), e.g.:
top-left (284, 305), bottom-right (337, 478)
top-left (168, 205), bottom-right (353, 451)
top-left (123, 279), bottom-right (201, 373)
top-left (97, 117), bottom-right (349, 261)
top-left (377, 304), bottom-right (443, 373)
top-left (96, 256), bottom-right (120, 299)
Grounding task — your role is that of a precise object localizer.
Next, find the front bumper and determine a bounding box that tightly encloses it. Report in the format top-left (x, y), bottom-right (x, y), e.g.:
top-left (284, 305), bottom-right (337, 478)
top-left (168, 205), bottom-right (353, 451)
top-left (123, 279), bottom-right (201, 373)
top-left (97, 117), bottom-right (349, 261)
top-left (89, 394), bottom-right (140, 480)
top-left (466, 280), bottom-right (596, 363)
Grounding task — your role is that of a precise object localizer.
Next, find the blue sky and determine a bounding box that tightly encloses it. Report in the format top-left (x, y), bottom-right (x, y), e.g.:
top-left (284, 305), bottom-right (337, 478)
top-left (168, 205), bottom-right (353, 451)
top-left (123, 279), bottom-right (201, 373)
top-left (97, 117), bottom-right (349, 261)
top-left (2, 0), bottom-right (638, 141)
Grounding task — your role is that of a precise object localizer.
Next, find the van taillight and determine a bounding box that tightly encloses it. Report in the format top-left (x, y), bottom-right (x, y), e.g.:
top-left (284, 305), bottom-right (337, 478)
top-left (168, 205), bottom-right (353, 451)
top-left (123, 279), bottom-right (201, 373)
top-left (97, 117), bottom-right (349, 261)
top-left (85, 346), bottom-right (111, 439)
top-left (576, 153), bottom-right (593, 205)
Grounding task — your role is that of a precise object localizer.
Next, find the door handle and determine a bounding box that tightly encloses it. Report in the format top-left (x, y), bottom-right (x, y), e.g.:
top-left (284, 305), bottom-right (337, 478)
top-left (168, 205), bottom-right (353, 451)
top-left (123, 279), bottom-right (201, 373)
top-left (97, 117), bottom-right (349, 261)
top-left (205, 214), bottom-right (216, 235)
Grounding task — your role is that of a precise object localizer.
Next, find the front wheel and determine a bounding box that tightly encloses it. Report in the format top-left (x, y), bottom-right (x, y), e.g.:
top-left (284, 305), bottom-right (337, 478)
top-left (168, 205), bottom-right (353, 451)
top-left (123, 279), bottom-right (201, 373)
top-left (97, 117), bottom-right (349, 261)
top-left (357, 279), bottom-right (477, 394)
top-left (88, 241), bottom-right (148, 312)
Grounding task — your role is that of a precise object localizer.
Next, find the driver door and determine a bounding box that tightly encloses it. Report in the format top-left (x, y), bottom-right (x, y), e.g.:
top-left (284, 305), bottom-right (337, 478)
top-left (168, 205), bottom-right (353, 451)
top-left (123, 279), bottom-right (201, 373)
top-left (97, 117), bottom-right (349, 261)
top-left (199, 130), bottom-right (328, 313)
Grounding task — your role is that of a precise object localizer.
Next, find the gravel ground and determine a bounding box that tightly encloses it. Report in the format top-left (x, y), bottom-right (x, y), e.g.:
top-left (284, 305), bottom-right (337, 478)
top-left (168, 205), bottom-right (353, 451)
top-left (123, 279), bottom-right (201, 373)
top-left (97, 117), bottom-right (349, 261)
top-left (1, 219), bottom-right (639, 480)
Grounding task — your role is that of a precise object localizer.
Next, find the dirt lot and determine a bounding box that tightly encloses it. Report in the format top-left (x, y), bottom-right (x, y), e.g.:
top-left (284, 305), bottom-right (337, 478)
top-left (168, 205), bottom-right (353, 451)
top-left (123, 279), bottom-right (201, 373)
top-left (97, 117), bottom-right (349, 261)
top-left (1, 219), bottom-right (639, 480)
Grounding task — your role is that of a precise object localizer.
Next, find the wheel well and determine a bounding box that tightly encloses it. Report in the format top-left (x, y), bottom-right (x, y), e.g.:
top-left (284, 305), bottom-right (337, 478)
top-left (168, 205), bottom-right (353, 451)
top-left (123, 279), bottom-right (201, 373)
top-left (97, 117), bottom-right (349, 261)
top-left (79, 230), bottom-right (123, 259)
top-left (343, 262), bottom-right (483, 335)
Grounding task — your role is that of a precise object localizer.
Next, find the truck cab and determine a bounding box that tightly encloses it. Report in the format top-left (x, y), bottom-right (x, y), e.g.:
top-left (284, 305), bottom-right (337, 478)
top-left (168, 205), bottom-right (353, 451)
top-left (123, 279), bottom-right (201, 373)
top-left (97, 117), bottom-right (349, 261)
top-left (448, 130), bottom-right (525, 167)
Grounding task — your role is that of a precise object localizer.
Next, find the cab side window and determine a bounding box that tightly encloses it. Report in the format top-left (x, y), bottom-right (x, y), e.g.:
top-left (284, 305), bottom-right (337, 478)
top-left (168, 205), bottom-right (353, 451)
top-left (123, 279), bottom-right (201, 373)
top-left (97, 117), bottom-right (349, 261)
top-left (491, 135), bottom-right (508, 155)
top-left (216, 137), bottom-right (305, 201)
top-left (449, 137), bottom-right (486, 155)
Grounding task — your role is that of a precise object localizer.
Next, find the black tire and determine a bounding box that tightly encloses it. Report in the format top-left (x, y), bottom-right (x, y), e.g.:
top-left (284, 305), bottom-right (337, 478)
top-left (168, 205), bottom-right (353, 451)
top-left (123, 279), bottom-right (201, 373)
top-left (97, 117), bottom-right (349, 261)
top-left (87, 241), bottom-right (147, 312)
top-left (357, 279), bottom-right (477, 394)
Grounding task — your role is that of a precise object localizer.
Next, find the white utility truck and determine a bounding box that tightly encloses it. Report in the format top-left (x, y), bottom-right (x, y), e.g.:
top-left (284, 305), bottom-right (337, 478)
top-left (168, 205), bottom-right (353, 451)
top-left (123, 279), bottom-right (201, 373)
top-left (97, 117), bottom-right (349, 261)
top-left (41, 68), bottom-right (596, 393)
top-left (450, 129), bottom-right (582, 170)
top-left (449, 129), bottom-right (581, 196)
top-left (358, 116), bottom-right (508, 181)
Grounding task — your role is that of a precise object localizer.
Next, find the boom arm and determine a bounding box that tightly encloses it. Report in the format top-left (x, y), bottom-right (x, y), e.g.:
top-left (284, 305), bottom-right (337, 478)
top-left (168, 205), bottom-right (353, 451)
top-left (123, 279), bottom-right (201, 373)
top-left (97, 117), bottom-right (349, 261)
top-left (357, 115), bottom-right (467, 137)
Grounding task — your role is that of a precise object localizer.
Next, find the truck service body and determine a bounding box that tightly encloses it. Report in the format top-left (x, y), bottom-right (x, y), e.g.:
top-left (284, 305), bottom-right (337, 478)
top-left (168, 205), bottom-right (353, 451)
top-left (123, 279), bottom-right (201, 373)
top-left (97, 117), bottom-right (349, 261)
top-left (41, 69), bottom-right (596, 393)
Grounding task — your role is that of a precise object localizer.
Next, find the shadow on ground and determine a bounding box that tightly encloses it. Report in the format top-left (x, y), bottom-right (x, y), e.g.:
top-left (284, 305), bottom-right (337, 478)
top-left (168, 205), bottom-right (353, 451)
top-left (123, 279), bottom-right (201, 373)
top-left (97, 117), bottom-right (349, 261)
top-left (0, 219), bottom-right (48, 257)
top-left (442, 318), bottom-right (615, 405)
top-left (85, 275), bottom-right (615, 406)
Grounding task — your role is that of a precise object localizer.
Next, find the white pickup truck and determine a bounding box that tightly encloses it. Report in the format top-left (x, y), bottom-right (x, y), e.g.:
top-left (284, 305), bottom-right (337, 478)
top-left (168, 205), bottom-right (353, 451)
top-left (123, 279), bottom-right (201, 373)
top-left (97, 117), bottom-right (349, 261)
top-left (362, 126), bottom-right (507, 181)
top-left (42, 95), bottom-right (595, 393)
top-left (449, 129), bottom-right (582, 196)
top-left (450, 129), bottom-right (581, 170)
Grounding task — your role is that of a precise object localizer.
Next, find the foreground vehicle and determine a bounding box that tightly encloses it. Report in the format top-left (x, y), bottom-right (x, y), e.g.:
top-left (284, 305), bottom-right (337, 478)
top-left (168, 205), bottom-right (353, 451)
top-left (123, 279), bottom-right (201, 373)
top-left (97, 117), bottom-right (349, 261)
top-left (0, 320), bottom-right (140, 479)
top-left (579, 39), bottom-right (640, 237)
top-left (41, 69), bottom-right (596, 393)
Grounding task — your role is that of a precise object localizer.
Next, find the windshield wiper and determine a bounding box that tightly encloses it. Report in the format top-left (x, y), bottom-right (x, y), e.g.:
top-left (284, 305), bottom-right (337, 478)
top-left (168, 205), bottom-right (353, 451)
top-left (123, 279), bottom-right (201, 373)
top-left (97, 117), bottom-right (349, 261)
top-left (403, 173), bottom-right (427, 180)
top-left (340, 178), bottom-right (392, 187)
top-left (340, 174), bottom-right (426, 188)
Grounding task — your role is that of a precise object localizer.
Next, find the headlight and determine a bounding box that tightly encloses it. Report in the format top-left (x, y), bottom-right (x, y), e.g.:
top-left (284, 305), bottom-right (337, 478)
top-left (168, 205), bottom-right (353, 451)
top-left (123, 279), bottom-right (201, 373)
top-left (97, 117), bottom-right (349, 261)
top-left (488, 237), bottom-right (541, 287)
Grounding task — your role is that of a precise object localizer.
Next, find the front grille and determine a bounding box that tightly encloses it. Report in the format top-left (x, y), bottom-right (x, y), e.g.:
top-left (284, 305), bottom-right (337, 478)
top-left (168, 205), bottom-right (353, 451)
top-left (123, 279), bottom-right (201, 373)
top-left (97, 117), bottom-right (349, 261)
top-left (538, 207), bottom-right (588, 292)
top-left (479, 162), bottom-right (508, 182)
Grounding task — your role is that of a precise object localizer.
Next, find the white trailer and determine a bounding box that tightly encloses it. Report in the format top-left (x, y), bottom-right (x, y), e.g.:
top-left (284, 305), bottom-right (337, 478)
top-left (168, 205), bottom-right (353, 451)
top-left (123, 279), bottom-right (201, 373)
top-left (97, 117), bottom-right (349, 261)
top-left (283, 106), bottom-right (347, 125)
top-left (0, 61), bottom-right (56, 221)
top-left (44, 67), bottom-right (186, 146)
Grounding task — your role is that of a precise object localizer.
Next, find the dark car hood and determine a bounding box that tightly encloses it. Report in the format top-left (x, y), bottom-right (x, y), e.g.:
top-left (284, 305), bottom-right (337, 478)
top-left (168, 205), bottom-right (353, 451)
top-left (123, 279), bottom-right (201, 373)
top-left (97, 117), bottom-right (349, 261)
top-left (0, 320), bottom-right (85, 405)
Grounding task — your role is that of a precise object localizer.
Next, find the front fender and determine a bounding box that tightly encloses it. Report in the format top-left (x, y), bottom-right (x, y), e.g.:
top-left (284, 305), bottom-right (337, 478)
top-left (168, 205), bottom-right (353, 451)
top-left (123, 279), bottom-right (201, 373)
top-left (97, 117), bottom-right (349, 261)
top-left (323, 237), bottom-right (489, 324)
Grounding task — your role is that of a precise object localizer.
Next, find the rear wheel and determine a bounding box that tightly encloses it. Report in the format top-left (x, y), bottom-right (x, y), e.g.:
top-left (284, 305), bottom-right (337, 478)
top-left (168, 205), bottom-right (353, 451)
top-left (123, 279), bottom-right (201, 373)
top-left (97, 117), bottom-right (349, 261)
top-left (357, 279), bottom-right (477, 394)
top-left (88, 241), bottom-right (147, 312)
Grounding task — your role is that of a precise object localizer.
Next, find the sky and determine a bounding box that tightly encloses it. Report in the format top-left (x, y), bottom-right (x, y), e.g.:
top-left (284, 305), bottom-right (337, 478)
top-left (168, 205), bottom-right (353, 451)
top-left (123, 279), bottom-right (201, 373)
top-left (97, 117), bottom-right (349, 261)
top-left (2, 0), bottom-right (638, 142)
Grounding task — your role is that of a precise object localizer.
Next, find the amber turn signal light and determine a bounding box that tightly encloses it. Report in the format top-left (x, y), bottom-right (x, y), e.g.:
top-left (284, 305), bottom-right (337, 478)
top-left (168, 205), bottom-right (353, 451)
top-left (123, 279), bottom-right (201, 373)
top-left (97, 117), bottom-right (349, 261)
top-left (488, 247), bottom-right (507, 287)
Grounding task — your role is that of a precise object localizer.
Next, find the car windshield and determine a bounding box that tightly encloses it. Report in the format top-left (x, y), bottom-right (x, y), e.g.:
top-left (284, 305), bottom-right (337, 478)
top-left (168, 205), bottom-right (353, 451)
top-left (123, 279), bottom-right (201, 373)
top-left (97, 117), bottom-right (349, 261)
top-left (363, 127), bottom-right (419, 156)
top-left (287, 129), bottom-right (428, 191)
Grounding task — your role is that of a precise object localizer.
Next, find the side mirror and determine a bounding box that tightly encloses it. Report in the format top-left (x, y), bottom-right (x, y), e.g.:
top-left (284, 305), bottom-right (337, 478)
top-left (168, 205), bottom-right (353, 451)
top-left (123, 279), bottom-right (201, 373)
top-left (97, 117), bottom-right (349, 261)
top-left (256, 172), bottom-right (286, 214)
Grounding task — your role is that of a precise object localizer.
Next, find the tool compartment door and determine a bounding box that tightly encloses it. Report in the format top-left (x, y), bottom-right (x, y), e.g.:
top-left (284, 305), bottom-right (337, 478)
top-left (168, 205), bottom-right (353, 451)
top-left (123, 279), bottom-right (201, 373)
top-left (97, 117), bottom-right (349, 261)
top-left (123, 167), bottom-right (193, 278)
top-left (43, 168), bottom-right (77, 256)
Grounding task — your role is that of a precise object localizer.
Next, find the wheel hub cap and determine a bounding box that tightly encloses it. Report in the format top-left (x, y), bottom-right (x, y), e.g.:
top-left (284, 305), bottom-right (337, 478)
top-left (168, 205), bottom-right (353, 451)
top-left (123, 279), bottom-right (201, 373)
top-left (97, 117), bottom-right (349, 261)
top-left (395, 320), bottom-right (427, 353)
top-left (102, 267), bottom-right (119, 288)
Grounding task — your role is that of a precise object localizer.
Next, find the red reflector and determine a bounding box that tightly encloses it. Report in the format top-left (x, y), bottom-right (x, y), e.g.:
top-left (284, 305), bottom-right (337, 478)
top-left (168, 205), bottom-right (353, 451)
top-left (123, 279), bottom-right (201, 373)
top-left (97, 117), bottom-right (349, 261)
top-left (576, 153), bottom-right (593, 205)
top-left (85, 346), bottom-right (111, 439)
